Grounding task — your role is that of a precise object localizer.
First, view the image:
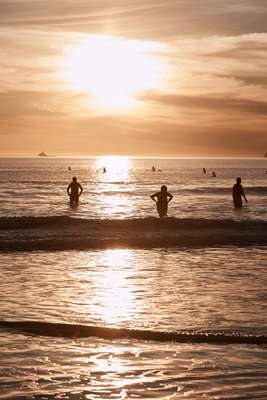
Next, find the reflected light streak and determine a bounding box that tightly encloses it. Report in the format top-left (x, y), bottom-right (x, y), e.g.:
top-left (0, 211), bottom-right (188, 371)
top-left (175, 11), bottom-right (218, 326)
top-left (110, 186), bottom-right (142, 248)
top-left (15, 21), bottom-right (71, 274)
top-left (94, 156), bottom-right (133, 218)
top-left (90, 249), bottom-right (136, 326)
top-left (96, 156), bottom-right (130, 182)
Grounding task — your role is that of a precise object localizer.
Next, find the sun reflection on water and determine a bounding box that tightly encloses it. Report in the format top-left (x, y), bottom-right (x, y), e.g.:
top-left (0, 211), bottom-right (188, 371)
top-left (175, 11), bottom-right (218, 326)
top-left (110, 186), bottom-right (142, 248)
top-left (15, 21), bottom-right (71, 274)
top-left (94, 156), bottom-right (134, 218)
top-left (96, 156), bottom-right (131, 182)
top-left (90, 249), bottom-right (137, 326)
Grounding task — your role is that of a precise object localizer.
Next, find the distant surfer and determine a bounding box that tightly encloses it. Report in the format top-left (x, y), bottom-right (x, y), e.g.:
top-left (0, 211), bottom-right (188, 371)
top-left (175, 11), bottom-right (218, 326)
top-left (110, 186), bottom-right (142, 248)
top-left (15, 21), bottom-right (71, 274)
top-left (233, 177), bottom-right (248, 209)
top-left (151, 185), bottom-right (173, 218)
top-left (103, 167), bottom-right (106, 173)
top-left (203, 167), bottom-right (206, 174)
top-left (152, 165), bottom-right (156, 172)
top-left (67, 177), bottom-right (83, 208)
top-left (212, 171), bottom-right (216, 177)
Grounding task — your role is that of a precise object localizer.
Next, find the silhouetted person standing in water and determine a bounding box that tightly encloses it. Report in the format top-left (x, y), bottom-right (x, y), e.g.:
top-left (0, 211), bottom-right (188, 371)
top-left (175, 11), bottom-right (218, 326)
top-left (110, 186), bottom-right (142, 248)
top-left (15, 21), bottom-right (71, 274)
top-left (67, 177), bottom-right (83, 208)
top-left (151, 185), bottom-right (173, 218)
top-left (233, 177), bottom-right (248, 209)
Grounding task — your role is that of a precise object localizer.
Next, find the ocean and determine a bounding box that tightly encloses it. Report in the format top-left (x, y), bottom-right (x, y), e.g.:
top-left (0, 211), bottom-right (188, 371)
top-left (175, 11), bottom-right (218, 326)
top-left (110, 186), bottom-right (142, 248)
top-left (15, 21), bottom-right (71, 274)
top-left (0, 157), bottom-right (266, 399)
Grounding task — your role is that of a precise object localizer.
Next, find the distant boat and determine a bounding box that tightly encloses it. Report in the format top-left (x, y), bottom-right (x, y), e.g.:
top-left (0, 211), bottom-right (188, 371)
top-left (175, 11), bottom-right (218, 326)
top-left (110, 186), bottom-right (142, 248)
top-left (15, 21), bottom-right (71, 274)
top-left (38, 152), bottom-right (48, 157)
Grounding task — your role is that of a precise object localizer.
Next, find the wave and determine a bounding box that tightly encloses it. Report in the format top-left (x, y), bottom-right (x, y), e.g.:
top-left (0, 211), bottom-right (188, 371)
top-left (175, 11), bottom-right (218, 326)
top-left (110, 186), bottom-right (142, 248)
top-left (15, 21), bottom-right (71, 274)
top-left (180, 186), bottom-right (267, 195)
top-left (0, 320), bottom-right (266, 346)
top-left (0, 216), bottom-right (266, 251)
top-left (1, 215), bottom-right (267, 230)
top-left (1, 183), bottom-right (266, 195)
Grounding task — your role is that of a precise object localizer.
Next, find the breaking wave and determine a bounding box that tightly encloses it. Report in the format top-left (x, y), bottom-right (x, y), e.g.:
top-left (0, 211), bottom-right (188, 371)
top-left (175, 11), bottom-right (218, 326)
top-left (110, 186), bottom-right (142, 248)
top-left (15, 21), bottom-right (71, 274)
top-left (0, 320), bottom-right (266, 345)
top-left (1, 215), bottom-right (267, 230)
top-left (0, 216), bottom-right (266, 251)
top-left (180, 186), bottom-right (267, 196)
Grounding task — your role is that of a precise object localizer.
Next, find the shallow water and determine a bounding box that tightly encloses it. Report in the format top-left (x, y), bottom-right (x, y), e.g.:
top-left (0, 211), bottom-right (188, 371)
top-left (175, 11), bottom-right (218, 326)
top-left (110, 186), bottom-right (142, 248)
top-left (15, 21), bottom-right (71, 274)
top-left (1, 247), bottom-right (267, 398)
top-left (1, 248), bottom-right (267, 331)
top-left (0, 157), bottom-right (266, 220)
top-left (1, 333), bottom-right (267, 400)
top-left (1, 157), bottom-right (267, 399)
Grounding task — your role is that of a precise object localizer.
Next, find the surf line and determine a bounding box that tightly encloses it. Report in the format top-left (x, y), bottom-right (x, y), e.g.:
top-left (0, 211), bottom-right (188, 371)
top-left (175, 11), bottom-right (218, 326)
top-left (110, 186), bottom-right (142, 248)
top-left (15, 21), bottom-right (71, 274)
top-left (0, 320), bottom-right (266, 345)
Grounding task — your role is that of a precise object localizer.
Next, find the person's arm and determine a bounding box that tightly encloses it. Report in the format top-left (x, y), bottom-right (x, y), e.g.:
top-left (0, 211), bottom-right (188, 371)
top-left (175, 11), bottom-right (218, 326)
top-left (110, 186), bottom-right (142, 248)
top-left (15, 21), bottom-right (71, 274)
top-left (79, 184), bottom-right (83, 196)
top-left (151, 193), bottom-right (158, 203)
top-left (167, 192), bottom-right (173, 203)
top-left (67, 183), bottom-right (71, 195)
top-left (241, 187), bottom-right (248, 202)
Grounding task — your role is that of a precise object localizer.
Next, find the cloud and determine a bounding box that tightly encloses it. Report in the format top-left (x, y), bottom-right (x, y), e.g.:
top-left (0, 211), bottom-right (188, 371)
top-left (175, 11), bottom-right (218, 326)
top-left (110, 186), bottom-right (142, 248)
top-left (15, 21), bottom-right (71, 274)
top-left (1, 0), bottom-right (267, 39)
top-left (204, 40), bottom-right (267, 60)
top-left (216, 74), bottom-right (267, 88)
top-left (0, 89), bottom-right (93, 120)
top-left (141, 92), bottom-right (267, 116)
top-left (1, 1), bottom-right (267, 155)
top-left (0, 90), bottom-right (66, 117)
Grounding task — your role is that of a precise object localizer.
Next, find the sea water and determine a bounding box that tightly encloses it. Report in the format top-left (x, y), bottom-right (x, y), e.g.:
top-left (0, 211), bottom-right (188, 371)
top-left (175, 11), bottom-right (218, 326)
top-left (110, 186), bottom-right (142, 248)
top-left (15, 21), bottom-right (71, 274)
top-left (0, 157), bottom-right (267, 399)
top-left (0, 157), bottom-right (266, 220)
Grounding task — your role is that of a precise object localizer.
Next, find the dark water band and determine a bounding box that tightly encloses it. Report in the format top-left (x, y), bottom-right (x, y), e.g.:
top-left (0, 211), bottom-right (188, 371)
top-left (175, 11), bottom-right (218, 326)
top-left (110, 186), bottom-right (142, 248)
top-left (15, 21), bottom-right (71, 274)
top-left (1, 216), bottom-right (267, 230)
top-left (1, 216), bottom-right (267, 250)
top-left (0, 320), bottom-right (266, 345)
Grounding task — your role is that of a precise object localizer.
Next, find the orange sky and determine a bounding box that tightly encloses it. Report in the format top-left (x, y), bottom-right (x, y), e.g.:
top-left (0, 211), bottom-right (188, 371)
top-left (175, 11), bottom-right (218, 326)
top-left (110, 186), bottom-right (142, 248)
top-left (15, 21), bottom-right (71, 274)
top-left (0, 0), bottom-right (267, 156)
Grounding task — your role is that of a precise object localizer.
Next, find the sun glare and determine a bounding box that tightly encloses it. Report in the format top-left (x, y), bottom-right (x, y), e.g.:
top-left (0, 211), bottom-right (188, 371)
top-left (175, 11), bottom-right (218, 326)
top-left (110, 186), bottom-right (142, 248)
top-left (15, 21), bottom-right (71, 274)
top-left (93, 249), bottom-right (136, 325)
top-left (94, 156), bottom-right (134, 218)
top-left (62, 35), bottom-right (165, 112)
top-left (96, 156), bottom-right (130, 181)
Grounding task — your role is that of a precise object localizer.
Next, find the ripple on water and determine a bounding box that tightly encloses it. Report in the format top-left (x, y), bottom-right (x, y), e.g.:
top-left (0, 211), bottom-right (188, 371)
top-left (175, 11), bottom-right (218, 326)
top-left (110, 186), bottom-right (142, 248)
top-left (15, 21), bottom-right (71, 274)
top-left (0, 332), bottom-right (267, 399)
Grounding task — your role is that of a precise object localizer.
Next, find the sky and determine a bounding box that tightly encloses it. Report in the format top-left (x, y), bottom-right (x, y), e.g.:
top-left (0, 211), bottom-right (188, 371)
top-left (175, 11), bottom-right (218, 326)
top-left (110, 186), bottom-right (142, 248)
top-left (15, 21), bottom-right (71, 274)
top-left (1, 0), bottom-right (267, 156)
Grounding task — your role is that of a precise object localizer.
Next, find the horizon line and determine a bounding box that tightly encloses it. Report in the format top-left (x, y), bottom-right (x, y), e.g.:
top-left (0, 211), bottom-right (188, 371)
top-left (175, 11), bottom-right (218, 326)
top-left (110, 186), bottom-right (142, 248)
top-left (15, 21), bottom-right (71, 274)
top-left (0, 154), bottom-right (265, 160)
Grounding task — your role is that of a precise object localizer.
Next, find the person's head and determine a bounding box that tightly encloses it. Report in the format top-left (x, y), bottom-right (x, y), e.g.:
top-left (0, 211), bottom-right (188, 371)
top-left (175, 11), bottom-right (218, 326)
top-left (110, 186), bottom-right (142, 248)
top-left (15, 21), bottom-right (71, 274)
top-left (236, 177), bottom-right (241, 184)
top-left (161, 185), bottom-right (167, 192)
top-left (72, 176), bottom-right (77, 182)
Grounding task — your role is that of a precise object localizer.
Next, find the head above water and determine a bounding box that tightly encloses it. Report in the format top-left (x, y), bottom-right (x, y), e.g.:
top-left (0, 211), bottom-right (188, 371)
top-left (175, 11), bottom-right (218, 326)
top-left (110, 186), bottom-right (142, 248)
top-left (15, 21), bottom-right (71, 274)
top-left (72, 176), bottom-right (77, 182)
top-left (236, 177), bottom-right (241, 184)
top-left (161, 185), bottom-right (167, 192)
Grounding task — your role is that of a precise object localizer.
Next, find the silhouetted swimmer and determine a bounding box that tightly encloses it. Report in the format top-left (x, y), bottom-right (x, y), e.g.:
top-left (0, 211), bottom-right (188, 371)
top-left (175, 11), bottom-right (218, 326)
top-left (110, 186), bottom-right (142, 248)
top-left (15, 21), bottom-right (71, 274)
top-left (151, 185), bottom-right (173, 218)
top-left (103, 167), bottom-right (106, 173)
top-left (233, 177), bottom-right (248, 209)
top-left (67, 177), bottom-right (83, 208)
top-left (68, 166), bottom-right (72, 171)
top-left (152, 165), bottom-right (156, 172)
top-left (212, 171), bottom-right (216, 177)
top-left (203, 167), bottom-right (206, 174)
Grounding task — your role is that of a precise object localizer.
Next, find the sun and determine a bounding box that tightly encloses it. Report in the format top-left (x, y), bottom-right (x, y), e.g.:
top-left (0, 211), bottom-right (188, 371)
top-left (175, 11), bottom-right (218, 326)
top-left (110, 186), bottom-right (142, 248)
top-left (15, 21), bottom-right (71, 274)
top-left (62, 34), bottom-right (165, 112)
